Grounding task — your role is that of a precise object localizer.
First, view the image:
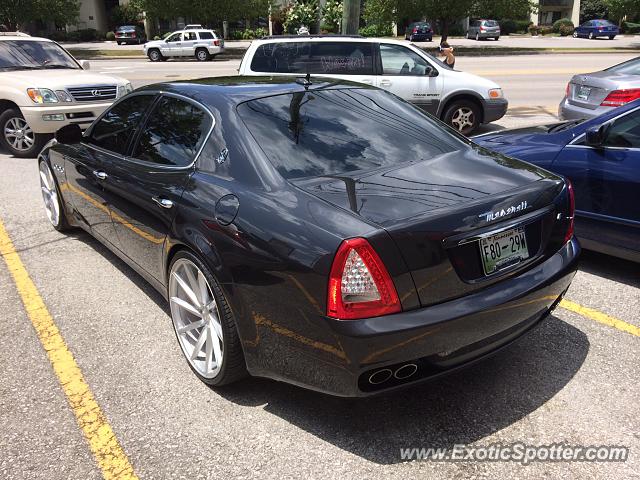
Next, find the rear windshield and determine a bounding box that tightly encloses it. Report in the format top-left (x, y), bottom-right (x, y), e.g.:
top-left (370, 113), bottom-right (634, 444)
top-left (117, 26), bottom-right (136, 31)
top-left (606, 57), bottom-right (640, 75)
top-left (198, 31), bottom-right (214, 39)
top-left (238, 88), bottom-right (464, 180)
top-left (483, 20), bottom-right (499, 27)
top-left (595, 20), bottom-right (615, 26)
top-left (250, 41), bottom-right (374, 75)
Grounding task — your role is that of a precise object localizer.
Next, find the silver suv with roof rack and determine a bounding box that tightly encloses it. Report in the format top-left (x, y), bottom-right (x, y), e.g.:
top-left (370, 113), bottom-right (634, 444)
top-left (239, 35), bottom-right (507, 135)
top-left (144, 29), bottom-right (224, 62)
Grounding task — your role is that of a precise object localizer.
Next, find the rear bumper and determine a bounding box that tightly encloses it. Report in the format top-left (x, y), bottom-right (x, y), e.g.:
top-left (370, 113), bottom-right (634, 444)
top-left (264, 238), bottom-right (580, 397)
top-left (482, 98), bottom-right (509, 123)
top-left (21, 102), bottom-right (112, 133)
top-left (558, 97), bottom-right (611, 121)
top-left (476, 31), bottom-right (500, 38)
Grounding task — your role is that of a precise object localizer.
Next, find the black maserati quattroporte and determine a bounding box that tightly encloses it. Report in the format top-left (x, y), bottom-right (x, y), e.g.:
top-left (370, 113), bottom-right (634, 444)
top-left (38, 77), bottom-right (579, 396)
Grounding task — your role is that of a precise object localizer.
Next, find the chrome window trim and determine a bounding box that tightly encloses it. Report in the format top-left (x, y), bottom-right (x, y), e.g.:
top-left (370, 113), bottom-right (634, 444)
top-left (83, 90), bottom-right (215, 171)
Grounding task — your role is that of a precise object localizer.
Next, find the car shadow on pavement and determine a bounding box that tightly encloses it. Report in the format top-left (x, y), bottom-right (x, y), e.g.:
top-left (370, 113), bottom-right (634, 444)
top-left (216, 316), bottom-right (589, 465)
top-left (577, 250), bottom-right (640, 289)
top-left (73, 230), bottom-right (170, 314)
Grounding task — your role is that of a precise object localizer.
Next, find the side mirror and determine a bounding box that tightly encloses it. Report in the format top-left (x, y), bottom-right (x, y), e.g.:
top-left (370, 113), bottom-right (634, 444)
top-left (55, 124), bottom-right (83, 144)
top-left (426, 66), bottom-right (438, 77)
top-left (80, 60), bottom-right (90, 70)
top-left (584, 124), bottom-right (607, 147)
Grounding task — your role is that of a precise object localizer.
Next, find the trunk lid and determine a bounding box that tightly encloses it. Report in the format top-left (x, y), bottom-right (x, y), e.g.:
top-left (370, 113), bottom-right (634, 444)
top-left (567, 71), bottom-right (631, 110)
top-left (294, 147), bottom-right (567, 306)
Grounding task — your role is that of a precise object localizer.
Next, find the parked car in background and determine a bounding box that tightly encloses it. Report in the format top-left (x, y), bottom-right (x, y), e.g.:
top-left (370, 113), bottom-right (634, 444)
top-left (114, 25), bottom-right (146, 45)
top-left (404, 22), bottom-right (433, 42)
top-left (239, 36), bottom-right (508, 135)
top-left (0, 33), bottom-right (131, 157)
top-left (474, 99), bottom-right (640, 263)
top-left (38, 76), bottom-right (578, 396)
top-left (573, 19), bottom-right (618, 39)
top-left (467, 19), bottom-right (501, 40)
top-left (559, 56), bottom-right (640, 120)
top-left (144, 29), bottom-right (224, 61)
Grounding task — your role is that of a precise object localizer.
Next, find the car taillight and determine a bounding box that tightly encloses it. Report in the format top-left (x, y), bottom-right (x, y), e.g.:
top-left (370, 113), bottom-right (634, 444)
top-left (564, 179), bottom-right (575, 244)
top-left (600, 88), bottom-right (640, 107)
top-left (480, 26), bottom-right (486, 31)
top-left (131, 32), bottom-right (136, 38)
top-left (412, 27), bottom-right (418, 33)
top-left (566, 83), bottom-right (571, 97)
top-left (327, 238), bottom-right (401, 320)
top-left (214, 39), bottom-right (220, 46)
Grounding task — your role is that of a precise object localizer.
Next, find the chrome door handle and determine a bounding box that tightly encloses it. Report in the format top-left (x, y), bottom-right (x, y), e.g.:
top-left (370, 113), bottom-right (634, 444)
top-left (93, 170), bottom-right (107, 180)
top-left (152, 196), bottom-right (173, 209)
top-left (380, 79), bottom-right (392, 87)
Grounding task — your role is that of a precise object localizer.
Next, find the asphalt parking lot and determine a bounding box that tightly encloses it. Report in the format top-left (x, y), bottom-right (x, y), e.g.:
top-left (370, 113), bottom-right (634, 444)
top-left (1, 54), bottom-right (639, 479)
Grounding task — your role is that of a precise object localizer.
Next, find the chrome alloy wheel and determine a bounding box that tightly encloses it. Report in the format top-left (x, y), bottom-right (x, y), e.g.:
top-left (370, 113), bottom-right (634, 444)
top-left (169, 258), bottom-right (224, 379)
top-left (450, 107), bottom-right (475, 132)
top-left (39, 161), bottom-right (60, 227)
top-left (4, 116), bottom-right (34, 152)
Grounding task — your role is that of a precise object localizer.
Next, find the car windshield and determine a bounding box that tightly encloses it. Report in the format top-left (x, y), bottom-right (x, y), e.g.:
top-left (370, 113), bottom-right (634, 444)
top-left (606, 57), bottom-right (640, 75)
top-left (0, 40), bottom-right (78, 70)
top-left (238, 88), bottom-right (465, 180)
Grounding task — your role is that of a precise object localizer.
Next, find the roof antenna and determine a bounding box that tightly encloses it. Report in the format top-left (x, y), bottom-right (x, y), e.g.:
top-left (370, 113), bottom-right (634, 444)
top-left (296, 72), bottom-right (312, 88)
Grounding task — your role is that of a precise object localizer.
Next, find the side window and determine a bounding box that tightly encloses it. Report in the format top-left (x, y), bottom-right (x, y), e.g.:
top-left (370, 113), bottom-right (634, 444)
top-left (87, 95), bottom-right (155, 155)
top-left (184, 32), bottom-right (197, 41)
top-left (312, 42), bottom-right (374, 74)
top-left (249, 42), bottom-right (373, 75)
top-left (166, 33), bottom-right (181, 42)
top-left (603, 112), bottom-right (640, 148)
top-left (198, 31), bottom-right (214, 40)
top-left (380, 44), bottom-right (431, 76)
top-left (131, 96), bottom-right (212, 166)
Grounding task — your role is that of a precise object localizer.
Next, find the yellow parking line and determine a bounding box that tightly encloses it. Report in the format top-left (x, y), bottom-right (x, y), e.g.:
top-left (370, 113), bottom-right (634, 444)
top-left (560, 299), bottom-right (640, 338)
top-left (0, 219), bottom-right (138, 480)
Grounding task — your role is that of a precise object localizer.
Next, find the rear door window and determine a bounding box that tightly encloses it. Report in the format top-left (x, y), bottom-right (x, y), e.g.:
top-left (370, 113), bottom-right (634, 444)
top-left (250, 41), bottom-right (374, 75)
top-left (238, 88), bottom-right (463, 179)
top-left (130, 96), bottom-right (212, 166)
top-left (198, 31), bottom-right (214, 40)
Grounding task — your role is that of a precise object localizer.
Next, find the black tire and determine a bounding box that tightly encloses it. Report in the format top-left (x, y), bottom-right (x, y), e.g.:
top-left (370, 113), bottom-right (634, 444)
top-left (589, 32), bottom-right (594, 39)
top-left (195, 48), bottom-right (210, 62)
top-left (148, 48), bottom-right (163, 62)
top-left (442, 99), bottom-right (481, 136)
top-left (38, 157), bottom-right (72, 232)
top-left (0, 108), bottom-right (49, 158)
top-left (475, 33), bottom-right (480, 41)
top-left (495, 36), bottom-right (500, 40)
top-left (168, 250), bottom-right (247, 387)
top-left (117, 41), bottom-right (122, 45)
top-left (609, 35), bottom-right (615, 40)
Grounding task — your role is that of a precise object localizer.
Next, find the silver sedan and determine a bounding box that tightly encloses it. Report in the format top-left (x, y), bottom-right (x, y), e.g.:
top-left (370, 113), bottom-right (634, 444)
top-left (559, 56), bottom-right (640, 120)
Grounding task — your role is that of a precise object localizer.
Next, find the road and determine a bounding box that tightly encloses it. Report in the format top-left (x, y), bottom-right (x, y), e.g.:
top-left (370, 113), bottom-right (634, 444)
top-left (89, 53), bottom-right (638, 131)
top-left (1, 53), bottom-right (639, 479)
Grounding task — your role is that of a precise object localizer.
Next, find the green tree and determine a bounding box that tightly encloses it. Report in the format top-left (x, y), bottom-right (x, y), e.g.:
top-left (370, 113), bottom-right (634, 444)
top-left (603, 0), bottom-right (640, 24)
top-left (0, 0), bottom-right (79, 31)
top-left (471, 0), bottom-right (535, 20)
top-left (322, 0), bottom-right (343, 32)
top-left (423, 0), bottom-right (475, 41)
top-left (580, 0), bottom-right (609, 22)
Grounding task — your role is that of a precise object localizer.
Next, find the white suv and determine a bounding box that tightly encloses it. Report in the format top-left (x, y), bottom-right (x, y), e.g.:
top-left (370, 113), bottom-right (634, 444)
top-left (239, 36), bottom-right (508, 135)
top-left (144, 29), bottom-right (224, 62)
top-left (0, 33), bottom-right (132, 157)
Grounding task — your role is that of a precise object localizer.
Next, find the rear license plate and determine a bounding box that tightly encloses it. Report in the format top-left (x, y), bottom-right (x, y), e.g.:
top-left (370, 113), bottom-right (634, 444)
top-left (479, 227), bottom-right (529, 275)
top-left (577, 86), bottom-right (591, 101)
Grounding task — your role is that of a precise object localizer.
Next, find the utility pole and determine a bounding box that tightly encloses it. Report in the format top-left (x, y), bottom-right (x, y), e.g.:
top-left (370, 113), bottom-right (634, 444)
top-left (342, 0), bottom-right (360, 35)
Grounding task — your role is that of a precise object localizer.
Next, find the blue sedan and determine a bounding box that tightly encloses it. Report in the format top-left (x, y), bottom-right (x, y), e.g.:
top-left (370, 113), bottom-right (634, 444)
top-left (474, 99), bottom-right (640, 262)
top-left (573, 19), bottom-right (619, 39)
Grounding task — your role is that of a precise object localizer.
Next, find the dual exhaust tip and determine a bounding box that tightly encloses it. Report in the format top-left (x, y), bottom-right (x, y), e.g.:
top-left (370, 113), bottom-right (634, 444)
top-left (368, 363), bottom-right (418, 385)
